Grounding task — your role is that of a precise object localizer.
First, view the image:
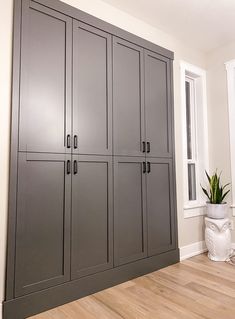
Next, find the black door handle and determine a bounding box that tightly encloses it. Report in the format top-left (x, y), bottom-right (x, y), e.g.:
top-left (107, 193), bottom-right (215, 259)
top-left (147, 142), bottom-right (150, 153)
top-left (147, 162), bottom-right (151, 174)
top-left (142, 141), bottom-right (146, 153)
top-left (143, 162), bottom-right (146, 174)
top-left (74, 135), bottom-right (78, 149)
top-left (66, 134), bottom-right (71, 148)
top-left (66, 160), bottom-right (71, 174)
top-left (73, 160), bottom-right (78, 175)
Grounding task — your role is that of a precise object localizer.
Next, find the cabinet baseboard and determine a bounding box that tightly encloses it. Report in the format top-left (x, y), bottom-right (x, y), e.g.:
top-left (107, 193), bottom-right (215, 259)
top-left (3, 248), bottom-right (179, 319)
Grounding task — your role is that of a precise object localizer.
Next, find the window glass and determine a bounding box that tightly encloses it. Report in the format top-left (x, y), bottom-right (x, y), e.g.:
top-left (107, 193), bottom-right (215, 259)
top-left (188, 163), bottom-right (196, 200)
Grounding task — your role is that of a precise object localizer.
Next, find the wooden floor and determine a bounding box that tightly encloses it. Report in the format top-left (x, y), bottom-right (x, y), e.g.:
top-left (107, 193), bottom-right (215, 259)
top-left (29, 254), bottom-right (235, 319)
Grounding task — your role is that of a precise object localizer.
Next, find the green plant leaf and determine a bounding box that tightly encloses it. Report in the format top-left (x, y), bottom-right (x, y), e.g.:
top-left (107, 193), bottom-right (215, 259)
top-left (205, 170), bottom-right (211, 183)
top-left (201, 186), bottom-right (210, 201)
top-left (221, 189), bottom-right (230, 202)
top-left (202, 170), bottom-right (230, 204)
top-left (222, 183), bottom-right (230, 190)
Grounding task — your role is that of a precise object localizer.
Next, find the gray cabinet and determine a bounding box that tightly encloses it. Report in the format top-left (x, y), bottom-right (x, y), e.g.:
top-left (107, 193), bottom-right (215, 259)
top-left (114, 157), bottom-right (147, 265)
top-left (15, 153), bottom-right (71, 297)
top-left (73, 22), bottom-right (112, 155)
top-left (146, 159), bottom-right (176, 256)
top-left (114, 157), bottom-right (176, 265)
top-left (145, 51), bottom-right (172, 158)
top-left (5, 0), bottom-right (178, 316)
top-left (19, 1), bottom-right (72, 153)
top-left (113, 38), bottom-right (145, 156)
top-left (113, 41), bottom-right (172, 158)
top-left (71, 155), bottom-right (113, 278)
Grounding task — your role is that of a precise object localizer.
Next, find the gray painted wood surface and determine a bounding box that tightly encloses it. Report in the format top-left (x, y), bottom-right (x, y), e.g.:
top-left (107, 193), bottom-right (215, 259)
top-left (114, 157), bottom-right (147, 265)
top-left (113, 38), bottom-right (145, 156)
top-left (71, 155), bottom-right (113, 278)
top-left (5, 0), bottom-right (177, 317)
top-left (145, 51), bottom-right (172, 158)
top-left (73, 22), bottom-right (112, 155)
top-left (19, 1), bottom-right (72, 153)
top-left (15, 153), bottom-right (71, 297)
top-left (146, 159), bottom-right (176, 256)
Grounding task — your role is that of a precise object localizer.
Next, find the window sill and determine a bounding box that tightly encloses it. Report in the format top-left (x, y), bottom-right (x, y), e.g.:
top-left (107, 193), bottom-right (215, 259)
top-left (184, 204), bottom-right (206, 219)
top-left (230, 205), bottom-right (235, 217)
top-left (184, 204), bottom-right (206, 210)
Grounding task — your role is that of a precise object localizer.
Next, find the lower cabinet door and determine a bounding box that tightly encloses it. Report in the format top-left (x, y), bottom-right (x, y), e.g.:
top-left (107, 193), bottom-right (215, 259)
top-left (15, 153), bottom-right (71, 297)
top-left (71, 155), bottom-right (113, 279)
top-left (114, 157), bottom-right (147, 266)
top-left (146, 159), bottom-right (176, 256)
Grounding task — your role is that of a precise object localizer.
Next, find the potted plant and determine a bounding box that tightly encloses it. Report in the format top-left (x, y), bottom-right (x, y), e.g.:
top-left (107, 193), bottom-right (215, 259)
top-left (201, 170), bottom-right (230, 219)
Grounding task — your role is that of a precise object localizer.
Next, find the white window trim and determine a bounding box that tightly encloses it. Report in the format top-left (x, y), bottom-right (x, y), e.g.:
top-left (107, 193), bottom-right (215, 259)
top-left (180, 61), bottom-right (209, 218)
top-left (225, 60), bottom-right (235, 217)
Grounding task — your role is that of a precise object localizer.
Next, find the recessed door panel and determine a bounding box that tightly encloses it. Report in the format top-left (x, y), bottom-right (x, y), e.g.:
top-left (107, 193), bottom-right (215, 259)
top-left (114, 157), bottom-right (147, 266)
top-left (146, 159), bottom-right (176, 256)
top-left (71, 155), bottom-right (113, 279)
top-left (73, 22), bottom-right (112, 155)
top-left (19, 1), bottom-right (72, 153)
top-left (113, 38), bottom-right (145, 156)
top-left (15, 153), bottom-right (71, 297)
top-left (145, 51), bottom-right (172, 157)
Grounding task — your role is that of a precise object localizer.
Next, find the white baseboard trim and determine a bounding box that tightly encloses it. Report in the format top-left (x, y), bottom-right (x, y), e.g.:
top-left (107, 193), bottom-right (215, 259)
top-left (180, 241), bottom-right (235, 261)
top-left (180, 241), bottom-right (207, 261)
top-left (0, 302), bottom-right (2, 319)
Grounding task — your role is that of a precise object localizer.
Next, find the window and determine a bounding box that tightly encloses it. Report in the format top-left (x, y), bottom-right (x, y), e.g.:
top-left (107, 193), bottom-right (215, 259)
top-left (180, 62), bottom-right (209, 218)
top-left (185, 77), bottom-right (197, 201)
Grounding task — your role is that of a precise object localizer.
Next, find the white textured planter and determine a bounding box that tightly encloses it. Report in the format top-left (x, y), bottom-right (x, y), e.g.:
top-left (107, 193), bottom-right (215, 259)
top-left (205, 217), bottom-right (232, 261)
top-left (206, 202), bottom-right (228, 219)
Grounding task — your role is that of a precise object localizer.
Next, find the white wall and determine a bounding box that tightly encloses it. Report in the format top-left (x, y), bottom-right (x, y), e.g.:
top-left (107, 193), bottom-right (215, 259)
top-left (207, 42), bottom-right (235, 241)
top-left (0, 0), bottom-right (208, 312)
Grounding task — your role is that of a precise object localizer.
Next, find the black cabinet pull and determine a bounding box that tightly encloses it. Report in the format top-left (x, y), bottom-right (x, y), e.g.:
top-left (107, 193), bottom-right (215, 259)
top-left (66, 160), bottom-right (71, 175)
top-left (142, 141), bottom-right (146, 153)
top-left (143, 162), bottom-right (146, 174)
top-left (74, 135), bottom-right (78, 149)
top-left (147, 142), bottom-right (150, 153)
top-left (66, 134), bottom-right (71, 148)
top-left (147, 162), bottom-right (151, 174)
top-left (73, 160), bottom-right (78, 175)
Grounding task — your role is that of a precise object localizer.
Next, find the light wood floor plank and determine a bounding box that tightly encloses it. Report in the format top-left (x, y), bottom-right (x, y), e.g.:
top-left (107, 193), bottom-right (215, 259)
top-left (29, 254), bottom-right (235, 319)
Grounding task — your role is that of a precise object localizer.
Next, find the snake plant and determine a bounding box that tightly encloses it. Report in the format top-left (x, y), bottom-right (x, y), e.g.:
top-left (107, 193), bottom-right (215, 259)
top-left (201, 170), bottom-right (230, 204)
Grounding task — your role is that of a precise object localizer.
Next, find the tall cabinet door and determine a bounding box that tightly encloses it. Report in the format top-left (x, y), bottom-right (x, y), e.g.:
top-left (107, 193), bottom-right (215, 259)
top-left (146, 159), bottom-right (176, 256)
top-left (71, 155), bottom-right (113, 279)
top-left (113, 38), bottom-right (145, 156)
top-left (19, 1), bottom-right (72, 153)
top-left (114, 157), bottom-right (147, 266)
top-left (73, 22), bottom-right (112, 155)
top-left (15, 153), bottom-right (71, 297)
top-left (145, 50), bottom-right (172, 158)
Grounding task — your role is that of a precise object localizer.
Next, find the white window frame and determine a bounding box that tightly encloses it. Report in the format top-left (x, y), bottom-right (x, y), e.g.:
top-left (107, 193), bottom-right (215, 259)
top-left (225, 60), bottom-right (235, 217)
top-left (185, 76), bottom-right (198, 203)
top-left (180, 61), bottom-right (209, 218)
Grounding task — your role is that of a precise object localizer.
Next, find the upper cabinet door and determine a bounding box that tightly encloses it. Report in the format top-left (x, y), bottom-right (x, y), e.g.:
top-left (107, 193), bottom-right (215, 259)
top-left (145, 51), bottom-right (172, 158)
top-left (73, 21), bottom-right (112, 155)
top-left (19, 1), bottom-right (72, 153)
top-left (113, 37), bottom-right (145, 157)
